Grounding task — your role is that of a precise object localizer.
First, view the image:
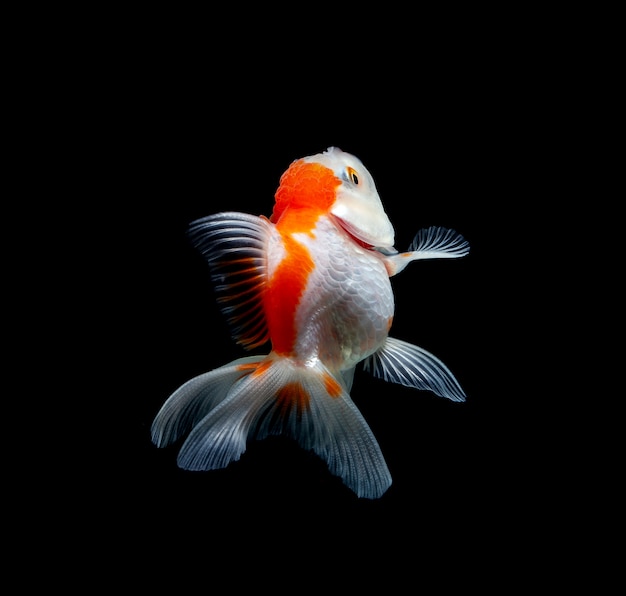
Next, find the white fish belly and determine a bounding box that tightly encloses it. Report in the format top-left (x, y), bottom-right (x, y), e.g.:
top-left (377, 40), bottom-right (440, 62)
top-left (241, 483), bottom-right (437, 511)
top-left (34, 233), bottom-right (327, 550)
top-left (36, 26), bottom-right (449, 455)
top-left (293, 217), bottom-right (394, 371)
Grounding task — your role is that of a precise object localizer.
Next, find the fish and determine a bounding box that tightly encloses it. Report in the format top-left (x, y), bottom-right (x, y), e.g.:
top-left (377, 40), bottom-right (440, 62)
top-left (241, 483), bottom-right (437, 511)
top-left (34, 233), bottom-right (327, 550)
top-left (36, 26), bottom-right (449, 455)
top-left (151, 146), bottom-right (469, 499)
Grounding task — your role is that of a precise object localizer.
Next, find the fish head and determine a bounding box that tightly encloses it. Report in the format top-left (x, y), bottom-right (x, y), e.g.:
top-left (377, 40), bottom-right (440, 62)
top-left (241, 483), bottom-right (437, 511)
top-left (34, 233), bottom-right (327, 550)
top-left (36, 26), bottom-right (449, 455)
top-left (272, 147), bottom-right (395, 251)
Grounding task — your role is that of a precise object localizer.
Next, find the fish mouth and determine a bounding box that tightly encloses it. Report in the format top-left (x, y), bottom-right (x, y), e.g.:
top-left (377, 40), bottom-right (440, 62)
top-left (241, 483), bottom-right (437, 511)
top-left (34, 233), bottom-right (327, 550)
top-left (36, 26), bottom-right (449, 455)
top-left (332, 215), bottom-right (397, 255)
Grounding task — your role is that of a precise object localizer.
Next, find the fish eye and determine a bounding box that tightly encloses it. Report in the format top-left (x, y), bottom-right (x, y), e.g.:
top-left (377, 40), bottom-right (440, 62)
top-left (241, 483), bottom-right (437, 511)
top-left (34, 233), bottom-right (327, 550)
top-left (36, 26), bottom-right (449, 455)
top-left (346, 167), bottom-right (360, 185)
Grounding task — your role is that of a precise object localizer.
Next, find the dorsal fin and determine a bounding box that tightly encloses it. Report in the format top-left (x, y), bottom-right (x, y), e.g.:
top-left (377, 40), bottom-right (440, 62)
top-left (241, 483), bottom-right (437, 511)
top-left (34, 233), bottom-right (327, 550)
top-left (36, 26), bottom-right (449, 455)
top-left (188, 212), bottom-right (271, 350)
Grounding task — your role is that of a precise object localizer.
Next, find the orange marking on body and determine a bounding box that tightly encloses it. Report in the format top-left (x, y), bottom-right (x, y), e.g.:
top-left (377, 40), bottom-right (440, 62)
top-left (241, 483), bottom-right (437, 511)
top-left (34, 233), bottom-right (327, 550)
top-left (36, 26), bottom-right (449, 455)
top-left (276, 381), bottom-right (311, 416)
top-left (387, 316), bottom-right (393, 332)
top-left (236, 362), bottom-right (259, 372)
top-left (251, 360), bottom-right (272, 378)
top-left (236, 360), bottom-right (272, 377)
top-left (265, 232), bottom-right (314, 355)
top-left (265, 160), bottom-right (341, 356)
top-left (323, 372), bottom-right (343, 398)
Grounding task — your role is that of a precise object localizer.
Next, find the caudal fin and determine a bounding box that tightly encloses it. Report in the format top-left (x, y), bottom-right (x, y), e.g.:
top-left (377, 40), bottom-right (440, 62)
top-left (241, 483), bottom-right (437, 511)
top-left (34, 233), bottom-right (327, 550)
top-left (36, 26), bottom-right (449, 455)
top-left (152, 354), bottom-right (392, 499)
top-left (151, 355), bottom-right (266, 448)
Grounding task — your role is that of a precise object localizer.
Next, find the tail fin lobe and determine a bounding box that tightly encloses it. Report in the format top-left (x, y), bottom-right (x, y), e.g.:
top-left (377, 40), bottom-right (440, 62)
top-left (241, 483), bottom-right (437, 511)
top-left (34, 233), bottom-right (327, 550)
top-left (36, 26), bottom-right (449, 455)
top-left (152, 354), bottom-right (392, 499)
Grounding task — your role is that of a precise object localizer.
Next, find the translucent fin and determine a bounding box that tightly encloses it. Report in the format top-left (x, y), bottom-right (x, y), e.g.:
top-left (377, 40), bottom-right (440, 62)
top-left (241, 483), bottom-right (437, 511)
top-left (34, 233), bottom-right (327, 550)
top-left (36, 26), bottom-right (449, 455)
top-left (151, 355), bottom-right (265, 447)
top-left (340, 367), bottom-right (356, 392)
top-left (408, 226), bottom-right (470, 257)
top-left (363, 336), bottom-right (466, 402)
top-left (188, 212), bottom-right (272, 349)
top-left (167, 355), bottom-right (392, 499)
top-left (174, 358), bottom-right (284, 471)
top-left (385, 226), bottom-right (469, 275)
top-left (251, 360), bottom-right (391, 499)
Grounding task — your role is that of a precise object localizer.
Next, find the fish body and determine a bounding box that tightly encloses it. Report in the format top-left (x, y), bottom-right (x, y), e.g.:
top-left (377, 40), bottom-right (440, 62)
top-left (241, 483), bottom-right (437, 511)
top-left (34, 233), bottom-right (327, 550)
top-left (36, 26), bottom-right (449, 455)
top-left (151, 146), bottom-right (469, 499)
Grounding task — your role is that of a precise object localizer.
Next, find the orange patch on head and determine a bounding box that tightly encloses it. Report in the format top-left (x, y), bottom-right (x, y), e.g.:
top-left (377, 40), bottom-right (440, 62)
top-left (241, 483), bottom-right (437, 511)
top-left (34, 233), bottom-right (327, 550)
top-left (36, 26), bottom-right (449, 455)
top-left (276, 381), bottom-right (310, 416)
top-left (270, 160), bottom-right (340, 224)
top-left (323, 372), bottom-right (343, 398)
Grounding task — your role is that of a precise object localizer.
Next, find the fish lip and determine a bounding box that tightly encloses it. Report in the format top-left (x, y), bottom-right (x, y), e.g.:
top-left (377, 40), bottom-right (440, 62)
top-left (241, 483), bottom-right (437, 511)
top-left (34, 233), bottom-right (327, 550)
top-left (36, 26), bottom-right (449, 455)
top-left (375, 245), bottom-right (398, 256)
top-left (332, 214), bottom-right (396, 253)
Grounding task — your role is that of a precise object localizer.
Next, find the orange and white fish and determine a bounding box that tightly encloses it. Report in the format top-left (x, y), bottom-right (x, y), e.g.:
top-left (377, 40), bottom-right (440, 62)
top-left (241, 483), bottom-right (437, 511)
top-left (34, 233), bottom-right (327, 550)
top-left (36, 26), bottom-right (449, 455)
top-left (151, 146), bottom-right (469, 499)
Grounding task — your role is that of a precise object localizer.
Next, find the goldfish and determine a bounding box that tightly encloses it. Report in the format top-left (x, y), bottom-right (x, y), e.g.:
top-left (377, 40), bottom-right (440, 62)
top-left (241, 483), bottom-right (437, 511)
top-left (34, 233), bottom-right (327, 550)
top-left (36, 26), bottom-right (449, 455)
top-left (151, 146), bottom-right (469, 499)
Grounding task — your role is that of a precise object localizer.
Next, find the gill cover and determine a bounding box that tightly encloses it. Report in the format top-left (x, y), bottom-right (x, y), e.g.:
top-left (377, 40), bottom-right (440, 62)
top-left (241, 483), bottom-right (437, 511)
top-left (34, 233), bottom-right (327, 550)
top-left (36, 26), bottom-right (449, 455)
top-left (303, 147), bottom-right (395, 250)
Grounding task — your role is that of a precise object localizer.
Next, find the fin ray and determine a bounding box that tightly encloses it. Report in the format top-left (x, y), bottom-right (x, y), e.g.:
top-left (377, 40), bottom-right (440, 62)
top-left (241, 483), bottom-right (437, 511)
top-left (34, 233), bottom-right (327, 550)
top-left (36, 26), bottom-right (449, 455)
top-left (385, 226), bottom-right (469, 275)
top-left (172, 356), bottom-right (392, 499)
top-left (188, 213), bottom-right (271, 349)
top-left (363, 336), bottom-right (466, 402)
top-left (151, 355), bottom-right (266, 447)
top-left (408, 226), bottom-right (470, 259)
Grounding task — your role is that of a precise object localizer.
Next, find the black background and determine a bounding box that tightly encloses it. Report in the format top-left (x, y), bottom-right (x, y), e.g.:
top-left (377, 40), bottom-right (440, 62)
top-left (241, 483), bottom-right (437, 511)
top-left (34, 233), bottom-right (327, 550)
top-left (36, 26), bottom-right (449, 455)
top-left (66, 14), bottom-right (600, 585)
top-left (108, 93), bottom-right (538, 542)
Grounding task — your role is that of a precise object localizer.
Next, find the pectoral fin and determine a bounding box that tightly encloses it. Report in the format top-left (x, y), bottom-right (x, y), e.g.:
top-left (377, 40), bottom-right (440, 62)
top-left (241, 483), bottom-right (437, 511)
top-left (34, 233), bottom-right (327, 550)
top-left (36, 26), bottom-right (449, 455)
top-left (363, 336), bottom-right (466, 402)
top-left (385, 226), bottom-right (469, 276)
